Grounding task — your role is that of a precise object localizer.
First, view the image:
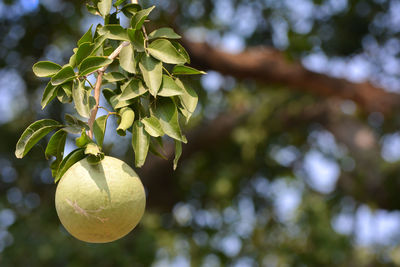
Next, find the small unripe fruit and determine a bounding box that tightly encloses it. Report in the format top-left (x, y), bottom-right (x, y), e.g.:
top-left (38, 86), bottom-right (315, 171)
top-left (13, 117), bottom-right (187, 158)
top-left (55, 156), bottom-right (146, 243)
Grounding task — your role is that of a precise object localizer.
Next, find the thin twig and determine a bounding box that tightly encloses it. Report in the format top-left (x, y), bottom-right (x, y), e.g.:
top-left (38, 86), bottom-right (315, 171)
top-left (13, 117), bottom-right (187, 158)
top-left (87, 41), bottom-right (130, 139)
top-left (85, 77), bottom-right (95, 89)
top-left (87, 71), bottom-right (104, 139)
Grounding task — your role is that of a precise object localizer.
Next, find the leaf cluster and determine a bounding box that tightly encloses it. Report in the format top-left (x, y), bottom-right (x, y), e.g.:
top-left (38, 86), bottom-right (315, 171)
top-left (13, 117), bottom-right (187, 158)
top-left (15, 0), bottom-right (205, 182)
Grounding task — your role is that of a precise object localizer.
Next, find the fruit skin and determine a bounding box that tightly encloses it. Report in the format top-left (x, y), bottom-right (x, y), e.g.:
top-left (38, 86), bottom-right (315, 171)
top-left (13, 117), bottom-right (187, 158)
top-left (55, 156), bottom-right (146, 243)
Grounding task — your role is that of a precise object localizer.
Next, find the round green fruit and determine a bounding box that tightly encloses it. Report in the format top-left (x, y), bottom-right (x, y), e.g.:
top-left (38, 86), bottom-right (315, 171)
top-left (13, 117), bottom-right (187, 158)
top-left (55, 156), bottom-right (146, 243)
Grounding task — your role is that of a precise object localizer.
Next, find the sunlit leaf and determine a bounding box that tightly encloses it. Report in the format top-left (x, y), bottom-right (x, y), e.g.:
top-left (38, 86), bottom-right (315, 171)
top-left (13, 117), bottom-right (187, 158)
top-left (139, 54), bottom-right (162, 97)
top-left (117, 107), bottom-right (135, 136)
top-left (78, 56), bottom-right (113, 76)
top-left (158, 75), bottom-right (184, 97)
top-left (33, 61), bottom-right (62, 78)
top-left (72, 80), bottom-right (91, 118)
top-left (131, 6), bottom-right (155, 29)
top-left (41, 82), bottom-right (58, 109)
top-left (148, 39), bottom-right (187, 64)
top-left (98, 0), bottom-right (112, 18)
top-left (76, 42), bottom-right (95, 66)
top-left (93, 115), bottom-right (108, 147)
top-left (77, 25), bottom-right (93, 46)
top-left (154, 97), bottom-right (186, 143)
top-left (132, 120), bottom-right (150, 167)
top-left (51, 65), bottom-right (76, 86)
top-left (119, 43), bottom-right (136, 73)
top-left (172, 65), bottom-right (206, 75)
top-left (55, 148), bottom-right (86, 183)
top-left (98, 25), bottom-right (130, 41)
top-left (45, 129), bottom-right (67, 177)
top-left (142, 116), bottom-right (164, 137)
top-left (127, 29), bottom-right (145, 52)
top-left (15, 119), bottom-right (63, 159)
top-left (148, 27), bottom-right (181, 40)
top-left (120, 79), bottom-right (147, 101)
top-left (103, 72), bottom-right (126, 82)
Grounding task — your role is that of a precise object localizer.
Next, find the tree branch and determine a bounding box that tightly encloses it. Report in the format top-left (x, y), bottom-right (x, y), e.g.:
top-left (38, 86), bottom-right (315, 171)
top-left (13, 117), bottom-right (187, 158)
top-left (183, 40), bottom-right (400, 114)
top-left (87, 41), bottom-right (130, 138)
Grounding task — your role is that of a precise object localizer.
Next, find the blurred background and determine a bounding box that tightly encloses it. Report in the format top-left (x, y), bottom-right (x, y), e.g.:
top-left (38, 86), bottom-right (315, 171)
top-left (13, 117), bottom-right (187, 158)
top-left (1, 0), bottom-right (400, 266)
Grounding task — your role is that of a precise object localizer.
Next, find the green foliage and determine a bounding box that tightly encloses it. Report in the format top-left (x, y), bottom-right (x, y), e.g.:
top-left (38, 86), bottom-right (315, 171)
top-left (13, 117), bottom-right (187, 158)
top-left (139, 54), bottom-right (163, 96)
top-left (132, 120), bottom-right (150, 167)
top-left (55, 148), bottom-right (86, 182)
top-left (15, 1), bottom-right (203, 180)
top-left (32, 61), bottom-right (62, 77)
top-left (147, 39), bottom-right (188, 64)
top-left (15, 119), bottom-right (63, 159)
top-left (148, 27), bottom-right (182, 40)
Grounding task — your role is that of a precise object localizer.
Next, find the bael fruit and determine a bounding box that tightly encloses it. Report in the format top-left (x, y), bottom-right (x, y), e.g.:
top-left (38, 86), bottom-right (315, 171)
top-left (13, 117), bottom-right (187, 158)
top-left (55, 156), bottom-right (146, 243)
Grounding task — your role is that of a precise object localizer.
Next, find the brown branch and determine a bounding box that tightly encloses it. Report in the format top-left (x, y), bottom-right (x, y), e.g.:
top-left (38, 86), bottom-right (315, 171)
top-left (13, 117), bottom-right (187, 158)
top-left (183, 40), bottom-right (400, 114)
top-left (87, 41), bottom-right (130, 138)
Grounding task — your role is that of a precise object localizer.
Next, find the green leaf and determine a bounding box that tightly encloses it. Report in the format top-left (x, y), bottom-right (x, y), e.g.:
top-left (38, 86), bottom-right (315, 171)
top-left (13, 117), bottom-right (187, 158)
top-left (139, 54), bottom-right (162, 97)
top-left (127, 29), bottom-right (145, 52)
top-left (147, 39), bottom-right (187, 64)
top-left (98, 0), bottom-right (112, 18)
top-left (72, 80), bottom-right (91, 118)
top-left (45, 130), bottom-right (67, 177)
top-left (154, 98), bottom-right (186, 143)
top-left (98, 25), bottom-right (130, 41)
top-left (113, 0), bottom-right (125, 7)
top-left (76, 130), bottom-right (91, 148)
top-left (131, 6), bottom-right (155, 30)
top-left (41, 82), bottom-right (58, 109)
top-left (15, 119), bottom-right (63, 158)
top-left (158, 75), bottom-right (184, 97)
top-left (173, 140), bottom-right (182, 170)
top-left (108, 11), bottom-right (120, 25)
top-left (64, 114), bottom-right (89, 134)
top-left (85, 142), bottom-right (105, 164)
top-left (86, 4), bottom-right (100, 16)
top-left (149, 139), bottom-right (167, 160)
top-left (120, 79), bottom-right (147, 101)
top-left (117, 107), bottom-right (135, 136)
top-left (77, 25), bottom-right (93, 46)
top-left (119, 43), bottom-right (136, 74)
top-left (76, 42), bottom-right (95, 66)
top-left (176, 78), bottom-right (198, 122)
top-left (103, 88), bottom-right (117, 107)
top-left (57, 86), bottom-right (72, 103)
top-left (172, 65), bottom-right (206, 75)
top-left (84, 142), bottom-right (101, 155)
top-left (33, 61), bottom-right (62, 78)
top-left (91, 34), bottom-right (108, 55)
top-left (93, 115), bottom-right (108, 147)
top-left (141, 116), bottom-right (164, 137)
top-left (132, 120), bottom-right (150, 167)
top-left (121, 3), bottom-right (141, 17)
top-left (104, 72), bottom-right (126, 82)
top-left (55, 148), bottom-right (86, 183)
top-left (51, 65), bottom-right (76, 86)
top-left (45, 129), bottom-right (67, 159)
top-left (172, 41), bottom-right (191, 64)
top-left (148, 27), bottom-right (181, 40)
top-left (69, 53), bottom-right (77, 68)
top-left (112, 94), bottom-right (137, 109)
top-left (78, 56), bottom-right (113, 76)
